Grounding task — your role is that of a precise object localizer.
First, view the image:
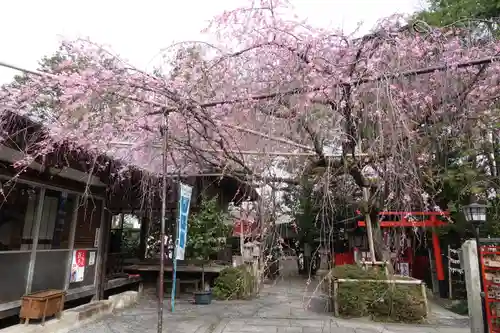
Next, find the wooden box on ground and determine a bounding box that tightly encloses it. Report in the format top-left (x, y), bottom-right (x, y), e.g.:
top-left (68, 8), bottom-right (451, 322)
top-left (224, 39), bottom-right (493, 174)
top-left (20, 290), bottom-right (65, 325)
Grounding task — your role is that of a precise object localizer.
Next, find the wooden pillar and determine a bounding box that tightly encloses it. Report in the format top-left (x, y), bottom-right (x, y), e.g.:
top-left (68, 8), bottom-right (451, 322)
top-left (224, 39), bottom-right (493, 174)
top-left (64, 195), bottom-right (80, 290)
top-left (408, 235), bottom-right (414, 276)
top-left (94, 202), bottom-right (112, 300)
top-left (25, 188), bottom-right (46, 294)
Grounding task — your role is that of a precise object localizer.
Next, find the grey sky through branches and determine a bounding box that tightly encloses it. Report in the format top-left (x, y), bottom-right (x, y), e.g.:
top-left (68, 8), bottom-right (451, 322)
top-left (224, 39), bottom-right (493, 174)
top-left (0, 0), bottom-right (423, 83)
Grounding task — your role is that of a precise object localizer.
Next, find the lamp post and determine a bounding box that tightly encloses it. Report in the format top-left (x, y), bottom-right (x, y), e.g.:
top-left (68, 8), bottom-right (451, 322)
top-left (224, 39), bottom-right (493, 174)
top-left (462, 202), bottom-right (489, 333)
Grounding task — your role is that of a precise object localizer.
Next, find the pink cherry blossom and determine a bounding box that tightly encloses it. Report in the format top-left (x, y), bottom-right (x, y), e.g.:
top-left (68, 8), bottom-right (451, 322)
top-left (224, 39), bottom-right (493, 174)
top-left (0, 0), bottom-right (498, 211)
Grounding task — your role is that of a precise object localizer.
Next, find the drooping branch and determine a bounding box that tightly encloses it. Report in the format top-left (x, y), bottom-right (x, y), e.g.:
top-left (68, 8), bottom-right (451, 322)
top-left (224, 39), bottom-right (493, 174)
top-left (218, 122), bottom-right (314, 151)
top-left (141, 55), bottom-right (500, 115)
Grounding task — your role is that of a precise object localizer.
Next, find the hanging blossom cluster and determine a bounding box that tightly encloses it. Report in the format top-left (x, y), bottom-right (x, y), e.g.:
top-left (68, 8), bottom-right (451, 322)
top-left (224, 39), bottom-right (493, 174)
top-left (0, 0), bottom-right (499, 204)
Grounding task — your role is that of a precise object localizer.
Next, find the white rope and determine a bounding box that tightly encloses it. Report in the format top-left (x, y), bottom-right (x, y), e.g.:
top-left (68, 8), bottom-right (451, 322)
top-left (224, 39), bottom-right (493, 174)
top-left (449, 267), bottom-right (464, 275)
top-left (448, 246), bottom-right (464, 275)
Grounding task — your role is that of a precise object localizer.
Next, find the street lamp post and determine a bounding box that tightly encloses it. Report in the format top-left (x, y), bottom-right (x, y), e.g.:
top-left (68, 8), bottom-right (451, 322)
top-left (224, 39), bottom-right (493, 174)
top-left (462, 202), bottom-right (489, 333)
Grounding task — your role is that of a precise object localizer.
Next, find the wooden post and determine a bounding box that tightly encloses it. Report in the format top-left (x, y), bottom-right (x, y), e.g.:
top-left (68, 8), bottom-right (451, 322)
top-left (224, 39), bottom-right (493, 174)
top-left (421, 282), bottom-right (429, 316)
top-left (448, 245), bottom-right (453, 300)
top-left (94, 207), bottom-right (112, 301)
top-left (325, 273), bottom-right (332, 312)
top-left (25, 188), bottom-right (46, 294)
top-left (333, 280), bottom-right (339, 317)
top-left (158, 112), bottom-right (168, 332)
top-left (94, 199), bottom-right (110, 300)
top-left (64, 195), bottom-right (80, 291)
top-left (428, 248), bottom-right (438, 294)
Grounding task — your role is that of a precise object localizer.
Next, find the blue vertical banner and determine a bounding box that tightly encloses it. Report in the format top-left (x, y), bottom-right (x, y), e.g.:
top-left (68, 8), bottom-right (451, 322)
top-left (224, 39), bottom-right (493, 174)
top-left (171, 182), bottom-right (192, 312)
top-left (176, 183), bottom-right (192, 260)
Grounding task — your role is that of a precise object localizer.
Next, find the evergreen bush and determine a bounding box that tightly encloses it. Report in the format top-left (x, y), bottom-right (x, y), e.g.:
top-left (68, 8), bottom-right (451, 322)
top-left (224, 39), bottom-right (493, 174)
top-left (330, 265), bottom-right (427, 323)
top-left (212, 265), bottom-right (256, 300)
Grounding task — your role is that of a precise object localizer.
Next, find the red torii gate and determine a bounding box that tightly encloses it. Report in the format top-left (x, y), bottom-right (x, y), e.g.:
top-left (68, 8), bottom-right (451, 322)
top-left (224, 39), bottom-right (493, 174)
top-left (356, 211), bottom-right (450, 281)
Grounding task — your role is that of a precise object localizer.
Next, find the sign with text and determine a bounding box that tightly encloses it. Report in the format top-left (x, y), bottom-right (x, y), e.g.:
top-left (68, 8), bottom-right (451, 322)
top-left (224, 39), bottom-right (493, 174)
top-left (70, 249), bottom-right (87, 283)
top-left (398, 262), bottom-right (410, 277)
top-left (94, 228), bottom-right (100, 247)
top-left (175, 183), bottom-right (192, 260)
top-left (88, 251), bottom-right (96, 266)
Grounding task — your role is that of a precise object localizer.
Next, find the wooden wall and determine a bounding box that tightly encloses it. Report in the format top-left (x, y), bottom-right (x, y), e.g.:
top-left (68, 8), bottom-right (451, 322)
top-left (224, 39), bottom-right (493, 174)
top-left (74, 198), bottom-right (103, 248)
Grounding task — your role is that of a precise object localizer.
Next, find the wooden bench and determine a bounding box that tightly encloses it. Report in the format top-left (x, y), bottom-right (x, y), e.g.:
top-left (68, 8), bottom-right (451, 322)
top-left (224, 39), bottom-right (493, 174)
top-left (179, 279), bottom-right (200, 291)
top-left (20, 290), bottom-right (65, 325)
top-left (157, 278), bottom-right (201, 295)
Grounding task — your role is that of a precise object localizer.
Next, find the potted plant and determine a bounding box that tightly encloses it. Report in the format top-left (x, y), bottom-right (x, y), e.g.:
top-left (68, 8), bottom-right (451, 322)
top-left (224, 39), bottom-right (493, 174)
top-left (186, 195), bottom-right (229, 304)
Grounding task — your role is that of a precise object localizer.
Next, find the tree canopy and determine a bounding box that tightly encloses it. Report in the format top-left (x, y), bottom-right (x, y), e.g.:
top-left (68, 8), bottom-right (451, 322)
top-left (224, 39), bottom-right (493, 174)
top-left (416, 0), bottom-right (500, 36)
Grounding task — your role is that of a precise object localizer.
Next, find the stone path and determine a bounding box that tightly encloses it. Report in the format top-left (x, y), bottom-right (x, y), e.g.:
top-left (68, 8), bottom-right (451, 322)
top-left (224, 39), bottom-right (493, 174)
top-left (427, 301), bottom-right (469, 327)
top-left (68, 279), bottom-right (470, 333)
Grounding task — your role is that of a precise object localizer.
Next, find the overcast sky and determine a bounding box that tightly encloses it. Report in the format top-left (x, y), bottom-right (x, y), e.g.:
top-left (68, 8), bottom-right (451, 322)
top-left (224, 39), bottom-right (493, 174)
top-left (0, 0), bottom-right (425, 84)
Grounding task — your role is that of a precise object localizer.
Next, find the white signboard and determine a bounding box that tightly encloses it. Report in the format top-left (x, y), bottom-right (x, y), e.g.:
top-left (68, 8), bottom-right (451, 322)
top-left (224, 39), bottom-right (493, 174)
top-left (399, 262), bottom-right (410, 277)
top-left (88, 251), bottom-right (96, 266)
top-left (94, 228), bottom-right (100, 247)
top-left (70, 250), bottom-right (86, 283)
top-left (175, 183), bottom-right (192, 260)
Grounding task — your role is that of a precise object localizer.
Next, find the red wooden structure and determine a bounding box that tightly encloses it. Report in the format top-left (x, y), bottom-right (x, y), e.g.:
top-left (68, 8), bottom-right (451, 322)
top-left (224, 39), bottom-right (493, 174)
top-left (341, 211), bottom-right (451, 281)
top-left (334, 252), bottom-right (355, 266)
top-left (357, 211), bottom-right (449, 228)
top-left (232, 219), bottom-right (259, 237)
top-left (480, 244), bottom-right (500, 332)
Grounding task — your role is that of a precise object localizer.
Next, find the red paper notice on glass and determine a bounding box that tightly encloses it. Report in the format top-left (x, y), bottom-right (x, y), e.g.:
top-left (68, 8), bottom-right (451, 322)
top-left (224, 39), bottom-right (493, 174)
top-left (76, 250), bottom-right (87, 267)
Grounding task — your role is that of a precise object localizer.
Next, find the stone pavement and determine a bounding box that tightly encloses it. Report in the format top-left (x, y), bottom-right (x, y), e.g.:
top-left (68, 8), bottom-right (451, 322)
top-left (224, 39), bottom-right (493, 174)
top-left (67, 279), bottom-right (471, 333)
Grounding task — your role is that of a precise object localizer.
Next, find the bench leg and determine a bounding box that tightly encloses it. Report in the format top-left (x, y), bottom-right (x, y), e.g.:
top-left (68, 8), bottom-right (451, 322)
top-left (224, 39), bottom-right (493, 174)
top-left (157, 277), bottom-right (181, 298)
top-left (41, 299), bottom-right (48, 326)
top-left (57, 295), bottom-right (65, 319)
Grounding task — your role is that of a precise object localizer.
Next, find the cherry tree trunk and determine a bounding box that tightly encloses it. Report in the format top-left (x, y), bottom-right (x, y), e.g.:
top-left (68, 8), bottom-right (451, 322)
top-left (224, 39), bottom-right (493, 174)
top-left (371, 220), bottom-right (394, 274)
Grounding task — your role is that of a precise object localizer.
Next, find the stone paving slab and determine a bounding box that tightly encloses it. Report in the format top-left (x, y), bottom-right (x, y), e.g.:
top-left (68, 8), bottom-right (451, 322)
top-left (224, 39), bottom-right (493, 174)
top-left (211, 318), bottom-right (469, 333)
top-left (66, 279), bottom-right (471, 333)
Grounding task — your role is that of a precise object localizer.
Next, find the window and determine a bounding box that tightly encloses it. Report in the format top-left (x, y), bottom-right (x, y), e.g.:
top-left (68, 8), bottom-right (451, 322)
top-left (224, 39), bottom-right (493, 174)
top-left (0, 182), bottom-right (42, 251)
top-left (110, 213), bottom-right (141, 258)
top-left (0, 183), bottom-right (79, 251)
top-left (36, 189), bottom-right (77, 250)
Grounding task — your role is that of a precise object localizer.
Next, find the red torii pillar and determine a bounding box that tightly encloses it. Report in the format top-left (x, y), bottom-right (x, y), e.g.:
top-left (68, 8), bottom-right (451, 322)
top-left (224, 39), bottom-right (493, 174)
top-left (430, 215), bottom-right (445, 281)
top-left (356, 211), bottom-right (447, 282)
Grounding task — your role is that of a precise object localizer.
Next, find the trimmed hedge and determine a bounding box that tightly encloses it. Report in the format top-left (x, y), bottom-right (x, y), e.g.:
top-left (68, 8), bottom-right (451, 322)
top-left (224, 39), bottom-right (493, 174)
top-left (331, 265), bottom-right (427, 323)
top-left (212, 265), bottom-right (256, 300)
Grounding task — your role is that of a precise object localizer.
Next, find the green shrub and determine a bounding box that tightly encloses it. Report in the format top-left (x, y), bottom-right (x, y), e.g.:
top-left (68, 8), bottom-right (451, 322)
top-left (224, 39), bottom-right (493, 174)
top-left (332, 264), bottom-right (387, 280)
top-left (212, 266), bottom-right (256, 300)
top-left (331, 265), bottom-right (426, 323)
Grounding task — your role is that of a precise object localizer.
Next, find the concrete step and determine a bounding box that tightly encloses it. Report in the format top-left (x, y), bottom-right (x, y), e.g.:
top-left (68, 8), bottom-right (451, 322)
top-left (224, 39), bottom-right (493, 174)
top-left (0, 290), bottom-right (140, 333)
